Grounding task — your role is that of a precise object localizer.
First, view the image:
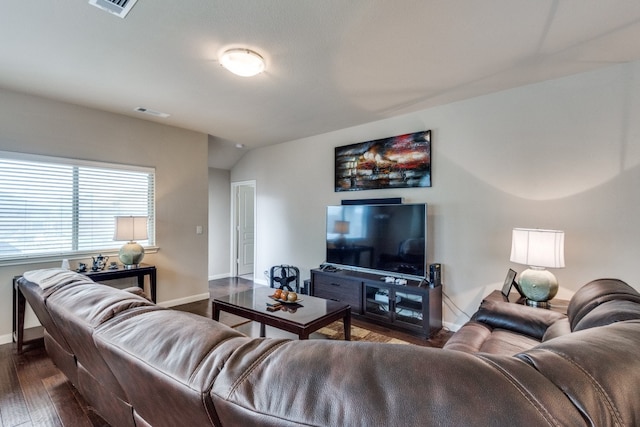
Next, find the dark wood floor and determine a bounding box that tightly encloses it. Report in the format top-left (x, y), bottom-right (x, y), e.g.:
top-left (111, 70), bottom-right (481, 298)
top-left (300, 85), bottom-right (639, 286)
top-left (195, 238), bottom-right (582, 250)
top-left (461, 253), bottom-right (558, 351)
top-left (0, 343), bottom-right (109, 427)
top-left (1, 277), bottom-right (451, 426)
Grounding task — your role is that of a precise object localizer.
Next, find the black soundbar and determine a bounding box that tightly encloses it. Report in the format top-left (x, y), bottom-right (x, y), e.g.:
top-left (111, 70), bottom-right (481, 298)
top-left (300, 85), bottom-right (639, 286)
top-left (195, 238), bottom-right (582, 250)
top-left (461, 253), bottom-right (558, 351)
top-left (341, 197), bottom-right (402, 205)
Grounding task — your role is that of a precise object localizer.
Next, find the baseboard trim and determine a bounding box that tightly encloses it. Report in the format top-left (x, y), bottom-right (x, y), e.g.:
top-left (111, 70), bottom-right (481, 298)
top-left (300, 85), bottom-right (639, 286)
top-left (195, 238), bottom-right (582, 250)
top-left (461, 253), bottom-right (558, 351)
top-left (0, 333), bottom-right (12, 345)
top-left (157, 292), bottom-right (210, 308)
top-left (208, 273), bottom-right (269, 287)
top-left (443, 320), bottom-right (462, 332)
top-left (253, 278), bottom-right (268, 286)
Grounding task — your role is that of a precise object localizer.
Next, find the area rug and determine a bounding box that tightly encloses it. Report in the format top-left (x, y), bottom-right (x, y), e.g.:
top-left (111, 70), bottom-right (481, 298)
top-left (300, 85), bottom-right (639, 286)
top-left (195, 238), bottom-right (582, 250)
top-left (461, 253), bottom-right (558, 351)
top-left (315, 321), bottom-right (410, 345)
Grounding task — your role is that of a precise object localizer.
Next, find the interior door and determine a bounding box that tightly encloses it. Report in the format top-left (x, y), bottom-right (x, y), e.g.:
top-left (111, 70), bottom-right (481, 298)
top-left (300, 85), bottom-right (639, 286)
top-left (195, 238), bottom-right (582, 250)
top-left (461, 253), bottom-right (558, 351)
top-left (236, 184), bottom-right (255, 277)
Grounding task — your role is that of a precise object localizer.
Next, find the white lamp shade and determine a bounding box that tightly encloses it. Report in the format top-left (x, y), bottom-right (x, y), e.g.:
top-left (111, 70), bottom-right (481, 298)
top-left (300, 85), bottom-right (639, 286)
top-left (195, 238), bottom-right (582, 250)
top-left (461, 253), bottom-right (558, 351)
top-left (510, 228), bottom-right (565, 269)
top-left (114, 216), bottom-right (148, 242)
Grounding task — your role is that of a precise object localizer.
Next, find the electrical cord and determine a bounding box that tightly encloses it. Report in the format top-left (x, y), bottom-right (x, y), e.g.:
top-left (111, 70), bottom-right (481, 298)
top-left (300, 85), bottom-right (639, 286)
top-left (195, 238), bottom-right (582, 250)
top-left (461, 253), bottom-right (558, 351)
top-left (442, 289), bottom-right (473, 320)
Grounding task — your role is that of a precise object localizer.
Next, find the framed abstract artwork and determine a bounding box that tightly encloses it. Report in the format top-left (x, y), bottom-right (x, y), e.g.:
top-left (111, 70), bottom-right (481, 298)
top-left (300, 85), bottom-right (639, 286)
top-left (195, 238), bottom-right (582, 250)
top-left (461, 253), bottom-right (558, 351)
top-left (334, 130), bottom-right (431, 192)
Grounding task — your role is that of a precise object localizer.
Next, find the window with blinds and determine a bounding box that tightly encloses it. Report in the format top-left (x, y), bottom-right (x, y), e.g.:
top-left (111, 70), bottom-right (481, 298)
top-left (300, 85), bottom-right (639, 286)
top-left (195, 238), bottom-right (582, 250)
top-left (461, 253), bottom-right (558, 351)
top-left (0, 151), bottom-right (155, 262)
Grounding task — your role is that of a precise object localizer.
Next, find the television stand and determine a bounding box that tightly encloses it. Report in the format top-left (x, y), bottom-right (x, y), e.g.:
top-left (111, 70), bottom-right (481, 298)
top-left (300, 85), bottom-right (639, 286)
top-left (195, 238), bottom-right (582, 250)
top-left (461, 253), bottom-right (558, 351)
top-left (310, 268), bottom-right (442, 338)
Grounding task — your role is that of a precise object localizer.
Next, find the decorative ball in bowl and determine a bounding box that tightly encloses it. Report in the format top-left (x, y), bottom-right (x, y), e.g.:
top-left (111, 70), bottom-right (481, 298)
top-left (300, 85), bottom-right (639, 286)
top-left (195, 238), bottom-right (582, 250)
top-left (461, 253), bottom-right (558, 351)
top-left (271, 289), bottom-right (300, 303)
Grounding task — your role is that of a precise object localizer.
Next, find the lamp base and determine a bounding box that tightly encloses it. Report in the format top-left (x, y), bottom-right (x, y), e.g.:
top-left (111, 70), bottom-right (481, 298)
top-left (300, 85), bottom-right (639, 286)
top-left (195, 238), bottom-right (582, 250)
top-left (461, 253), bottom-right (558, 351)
top-left (119, 242), bottom-right (145, 267)
top-left (525, 299), bottom-right (551, 308)
top-left (519, 267), bottom-right (558, 303)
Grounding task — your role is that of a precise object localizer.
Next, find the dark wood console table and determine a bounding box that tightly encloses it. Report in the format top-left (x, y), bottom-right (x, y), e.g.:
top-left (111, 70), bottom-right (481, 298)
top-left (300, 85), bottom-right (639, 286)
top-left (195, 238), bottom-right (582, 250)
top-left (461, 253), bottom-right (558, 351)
top-left (13, 264), bottom-right (156, 353)
top-left (84, 263), bottom-right (157, 303)
top-left (311, 268), bottom-right (442, 338)
top-left (488, 289), bottom-right (569, 315)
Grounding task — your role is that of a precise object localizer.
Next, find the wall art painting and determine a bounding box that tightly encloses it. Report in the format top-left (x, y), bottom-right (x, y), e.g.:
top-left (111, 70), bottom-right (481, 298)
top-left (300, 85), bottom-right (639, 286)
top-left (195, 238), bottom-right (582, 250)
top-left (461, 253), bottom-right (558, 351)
top-left (335, 130), bottom-right (431, 192)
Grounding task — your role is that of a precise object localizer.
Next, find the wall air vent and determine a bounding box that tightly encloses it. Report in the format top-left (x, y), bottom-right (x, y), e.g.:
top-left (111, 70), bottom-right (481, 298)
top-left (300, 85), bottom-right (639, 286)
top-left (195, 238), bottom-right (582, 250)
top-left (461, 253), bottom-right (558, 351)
top-left (89, 0), bottom-right (138, 19)
top-left (134, 107), bottom-right (170, 118)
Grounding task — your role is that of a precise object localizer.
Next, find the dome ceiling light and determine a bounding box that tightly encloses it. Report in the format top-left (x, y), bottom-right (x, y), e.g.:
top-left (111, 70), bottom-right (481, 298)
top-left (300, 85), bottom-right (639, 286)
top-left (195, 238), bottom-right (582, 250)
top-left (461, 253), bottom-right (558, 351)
top-left (219, 48), bottom-right (265, 77)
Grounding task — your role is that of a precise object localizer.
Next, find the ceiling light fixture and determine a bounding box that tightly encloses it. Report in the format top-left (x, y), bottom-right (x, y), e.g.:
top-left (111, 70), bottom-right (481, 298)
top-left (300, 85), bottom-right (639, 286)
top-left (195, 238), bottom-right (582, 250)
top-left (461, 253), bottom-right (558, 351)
top-left (220, 49), bottom-right (265, 77)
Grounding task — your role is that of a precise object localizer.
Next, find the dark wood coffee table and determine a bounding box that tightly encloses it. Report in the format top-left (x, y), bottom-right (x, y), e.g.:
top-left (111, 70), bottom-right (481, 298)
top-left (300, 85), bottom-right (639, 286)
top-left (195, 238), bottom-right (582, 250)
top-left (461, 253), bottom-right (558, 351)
top-left (212, 286), bottom-right (351, 340)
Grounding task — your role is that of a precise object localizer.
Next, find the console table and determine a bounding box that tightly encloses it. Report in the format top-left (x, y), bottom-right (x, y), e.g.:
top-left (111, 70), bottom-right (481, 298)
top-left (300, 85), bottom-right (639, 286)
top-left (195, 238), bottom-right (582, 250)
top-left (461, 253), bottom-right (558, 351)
top-left (311, 268), bottom-right (442, 338)
top-left (84, 263), bottom-right (157, 303)
top-left (13, 264), bottom-right (157, 353)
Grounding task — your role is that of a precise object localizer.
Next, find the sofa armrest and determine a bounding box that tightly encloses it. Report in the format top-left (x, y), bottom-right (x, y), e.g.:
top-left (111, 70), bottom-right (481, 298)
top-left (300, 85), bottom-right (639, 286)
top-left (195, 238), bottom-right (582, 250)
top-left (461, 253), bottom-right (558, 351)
top-left (443, 321), bottom-right (492, 353)
top-left (476, 299), bottom-right (567, 340)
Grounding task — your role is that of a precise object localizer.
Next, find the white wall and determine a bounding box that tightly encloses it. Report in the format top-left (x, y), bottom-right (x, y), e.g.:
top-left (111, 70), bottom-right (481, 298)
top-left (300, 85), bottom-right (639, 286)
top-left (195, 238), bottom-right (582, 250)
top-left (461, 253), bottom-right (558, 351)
top-left (231, 61), bottom-right (640, 330)
top-left (208, 167), bottom-right (231, 278)
top-left (0, 88), bottom-right (210, 342)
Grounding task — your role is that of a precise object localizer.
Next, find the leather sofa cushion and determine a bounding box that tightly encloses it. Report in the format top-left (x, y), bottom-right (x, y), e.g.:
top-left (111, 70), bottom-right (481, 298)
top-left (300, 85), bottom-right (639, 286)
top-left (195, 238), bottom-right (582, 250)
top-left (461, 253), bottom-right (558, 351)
top-left (517, 320), bottom-right (640, 426)
top-left (94, 309), bottom-right (250, 427)
top-left (77, 364), bottom-right (135, 427)
top-left (475, 299), bottom-right (566, 340)
top-left (210, 340), bottom-right (586, 426)
top-left (444, 323), bottom-right (541, 356)
top-left (44, 330), bottom-right (78, 387)
top-left (48, 282), bottom-right (157, 327)
top-left (122, 286), bottom-right (152, 301)
top-left (476, 329), bottom-right (540, 355)
top-left (18, 278), bottom-right (75, 354)
top-left (566, 278), bottom-right (640, 330)
top-left (574, 300), bottom-right (640, 331)
top-left (442, 321), bottom-right (492, 353)
top-left (46, 283), bottom-right (160, 401)
top-left (541, 317), bottom-right (571, 341)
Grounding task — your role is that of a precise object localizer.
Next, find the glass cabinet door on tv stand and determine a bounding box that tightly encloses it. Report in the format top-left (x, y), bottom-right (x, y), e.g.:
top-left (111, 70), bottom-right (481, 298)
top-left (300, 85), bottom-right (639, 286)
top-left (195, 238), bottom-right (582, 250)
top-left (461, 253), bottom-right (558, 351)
top-left (311, 268), bottom-right (442, 337)
top-left (364, 283), bottom-right (426, 332)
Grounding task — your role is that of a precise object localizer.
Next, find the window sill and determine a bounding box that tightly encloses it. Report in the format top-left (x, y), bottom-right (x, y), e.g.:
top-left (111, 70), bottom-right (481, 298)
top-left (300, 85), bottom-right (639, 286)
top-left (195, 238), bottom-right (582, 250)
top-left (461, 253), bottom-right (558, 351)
top-left (0, 246), bottom-right (159, 268)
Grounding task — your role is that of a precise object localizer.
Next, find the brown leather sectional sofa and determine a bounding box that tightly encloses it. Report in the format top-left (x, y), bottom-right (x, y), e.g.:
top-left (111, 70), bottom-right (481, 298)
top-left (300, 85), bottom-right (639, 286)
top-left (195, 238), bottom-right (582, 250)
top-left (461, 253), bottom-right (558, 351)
top-left (444, 278), bottom-right (640, 355)
top-left (18, 271), bottom-right (640, 426)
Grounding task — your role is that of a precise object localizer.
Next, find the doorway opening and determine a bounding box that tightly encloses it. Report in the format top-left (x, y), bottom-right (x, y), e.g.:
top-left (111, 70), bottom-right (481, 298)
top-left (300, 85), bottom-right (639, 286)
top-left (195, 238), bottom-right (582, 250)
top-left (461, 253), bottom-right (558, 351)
top-left (231, 180), bottom-right (256, 279)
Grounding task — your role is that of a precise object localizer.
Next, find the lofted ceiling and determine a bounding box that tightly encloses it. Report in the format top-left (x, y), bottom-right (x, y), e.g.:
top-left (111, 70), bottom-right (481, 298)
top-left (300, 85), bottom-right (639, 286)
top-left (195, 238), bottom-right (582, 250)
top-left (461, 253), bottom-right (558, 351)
top-left (2, 1), bottom-right (640, 168)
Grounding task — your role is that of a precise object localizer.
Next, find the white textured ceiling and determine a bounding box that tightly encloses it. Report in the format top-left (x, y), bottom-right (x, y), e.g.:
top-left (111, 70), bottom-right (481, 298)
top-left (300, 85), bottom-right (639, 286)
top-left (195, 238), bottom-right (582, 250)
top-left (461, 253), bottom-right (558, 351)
top-left (2, 1), bottom-right (640, 168)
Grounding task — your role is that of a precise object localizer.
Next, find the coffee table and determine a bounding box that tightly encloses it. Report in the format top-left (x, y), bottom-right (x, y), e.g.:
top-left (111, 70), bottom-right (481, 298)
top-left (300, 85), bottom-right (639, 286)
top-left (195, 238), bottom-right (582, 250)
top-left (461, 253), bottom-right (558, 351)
top-left (212, 286), bottom-right (351, 340)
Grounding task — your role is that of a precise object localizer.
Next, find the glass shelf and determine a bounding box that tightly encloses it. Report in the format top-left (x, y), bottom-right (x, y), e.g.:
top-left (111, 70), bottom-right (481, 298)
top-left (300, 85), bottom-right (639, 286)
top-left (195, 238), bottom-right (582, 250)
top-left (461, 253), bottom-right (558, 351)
top-left (364, 284), bottom-right (425, 330)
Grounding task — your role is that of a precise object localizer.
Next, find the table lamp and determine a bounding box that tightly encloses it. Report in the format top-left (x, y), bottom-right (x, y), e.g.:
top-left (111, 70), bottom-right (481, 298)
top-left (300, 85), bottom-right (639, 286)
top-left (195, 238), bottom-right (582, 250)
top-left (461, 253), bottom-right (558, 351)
top-left (333, 220), bottom-right (350, 247)
top-left (510, 228), bottom-right (565, 307)
top-left (114, 216), bottom-right (148, 269)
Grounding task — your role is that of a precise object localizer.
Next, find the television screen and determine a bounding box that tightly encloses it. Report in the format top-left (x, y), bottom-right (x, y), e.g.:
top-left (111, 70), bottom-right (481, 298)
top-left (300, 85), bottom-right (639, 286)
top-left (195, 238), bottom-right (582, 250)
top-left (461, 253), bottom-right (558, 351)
top-left (326, 203), bottom-right (427, 277)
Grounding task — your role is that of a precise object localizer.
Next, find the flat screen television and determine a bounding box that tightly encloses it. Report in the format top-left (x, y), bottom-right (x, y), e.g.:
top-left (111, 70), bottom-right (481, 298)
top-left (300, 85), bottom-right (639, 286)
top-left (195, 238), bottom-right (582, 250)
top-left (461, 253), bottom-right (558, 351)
top-left (325, 203), bottom-right (427, 278)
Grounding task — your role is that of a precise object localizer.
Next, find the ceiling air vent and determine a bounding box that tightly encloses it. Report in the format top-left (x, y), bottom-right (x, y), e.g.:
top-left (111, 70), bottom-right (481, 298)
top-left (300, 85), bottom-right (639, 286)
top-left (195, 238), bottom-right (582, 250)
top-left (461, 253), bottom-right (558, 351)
top-left (89, 0), bottom-right (138, 19)
top-left (134, 107), bottom-right (170, 118)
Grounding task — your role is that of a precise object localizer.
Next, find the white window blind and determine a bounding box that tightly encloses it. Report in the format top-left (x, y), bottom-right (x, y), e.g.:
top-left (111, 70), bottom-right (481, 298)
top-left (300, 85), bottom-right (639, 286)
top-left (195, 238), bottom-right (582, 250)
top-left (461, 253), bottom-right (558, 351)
top-left (0, 152), bottom-right (155, 261)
